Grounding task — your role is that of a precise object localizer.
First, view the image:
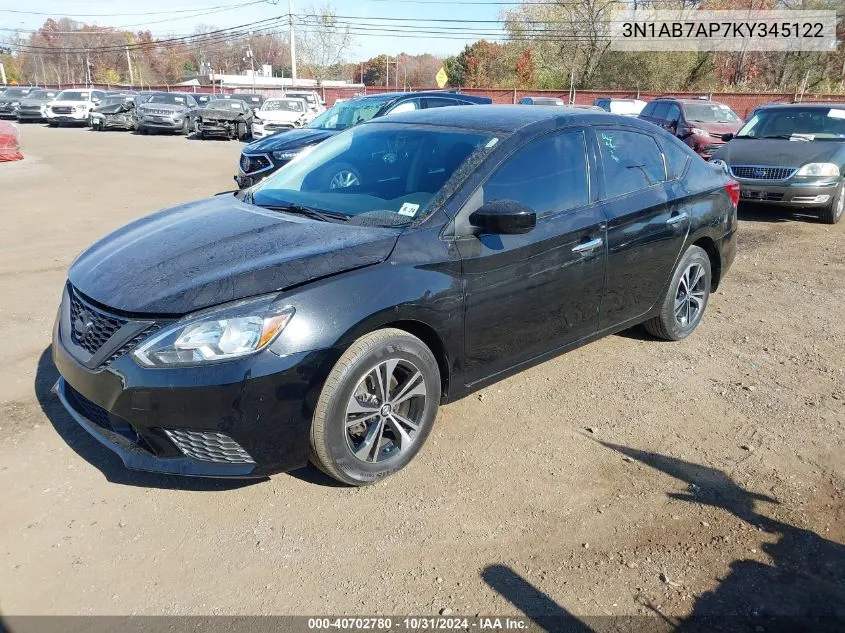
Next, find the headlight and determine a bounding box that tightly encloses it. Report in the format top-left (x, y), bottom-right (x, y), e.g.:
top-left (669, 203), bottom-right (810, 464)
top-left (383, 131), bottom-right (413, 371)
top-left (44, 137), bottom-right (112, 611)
top-left (11, 101), bottom-right (19, 107)
top-left (690, 127), bottom-right (709, 137)
top-left (710, 159), bottom-right (729, 173)
top-left (273, 149), bottom-right (302, 161)
top-left (796, 163), bottom-right (840, 177)
top-left (132, 296), bottom-right (294, 367)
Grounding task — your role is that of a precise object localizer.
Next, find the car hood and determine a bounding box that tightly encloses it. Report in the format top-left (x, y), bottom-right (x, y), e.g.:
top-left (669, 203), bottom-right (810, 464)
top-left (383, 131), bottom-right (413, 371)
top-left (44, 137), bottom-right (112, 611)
top-left (68, 195), bottom-right (401, 315)
top-left (49, 99), bottom-right (92, 107)
top-left (244, 127), bottom-right (337, 153)
top-left (199, 107), bottom-right (246, 121)
top-left (257, 110), bottom-right (304, 123)
top-left (95, 102), bottom-right (133, 114)
top-left (139, 103), bottom-right (186, 113)
top-left (19, 97), bottom-right (50, 106)
top-left (712, 138), bottom-right (845, 165)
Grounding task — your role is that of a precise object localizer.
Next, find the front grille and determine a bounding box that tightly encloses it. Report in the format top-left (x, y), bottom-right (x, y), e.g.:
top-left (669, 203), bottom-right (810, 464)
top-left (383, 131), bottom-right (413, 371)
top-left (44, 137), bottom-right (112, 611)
top-left (240, 154), bottom-right (271, 174)
top-left (740, 189), bottom-right (784, 202)
top-left (265, 123), bottom-right (293, 130)
top-left (731, 165), bottom-right (797, 180)
top-left (147, 109), bottom-right (173, 116)
top-left (19, 105), bottom-right (41, 112)
top-left (163, 429), bottom-right (255, 464)
top-left (52, 106), bottom-right (74, 114)
top-left (65, 384), bottom-right (112, 430)
top-left (105, 323), bottom-right (162, 365)
top-left (68, 287), bottom-right (127, 356)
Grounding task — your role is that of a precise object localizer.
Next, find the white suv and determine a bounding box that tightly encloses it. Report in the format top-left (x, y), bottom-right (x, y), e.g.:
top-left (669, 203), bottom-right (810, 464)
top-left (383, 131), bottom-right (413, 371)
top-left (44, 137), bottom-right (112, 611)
top-left (46, 89), bottom-right (106, 126)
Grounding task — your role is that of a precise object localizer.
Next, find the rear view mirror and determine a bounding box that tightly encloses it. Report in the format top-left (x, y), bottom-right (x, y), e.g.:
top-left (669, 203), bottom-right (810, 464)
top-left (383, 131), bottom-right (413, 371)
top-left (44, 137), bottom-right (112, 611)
top-left (469, 200), bottom-right (536, 235)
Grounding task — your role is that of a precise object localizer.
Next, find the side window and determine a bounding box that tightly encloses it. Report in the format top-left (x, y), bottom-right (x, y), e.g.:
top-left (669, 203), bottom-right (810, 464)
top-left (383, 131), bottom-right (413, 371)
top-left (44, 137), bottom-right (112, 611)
top-left (662, 136), bottom-right (692, 180)
top-left (425, 97), bottom-right (466, 109)
top-left (665, 103), bottom-right (681, 124)
top-left (597, 129), bottom-right (665, 198)
top-left (483, 131), bottom-right (589, 217)
top-left (640, 102), bottom-right (655, 117)
top-left (188, 96), bottom-right (197, 108)
top-left (387, 99), bottom-right (419, 115)
top-left (651, 102), bottom-right (670, 122)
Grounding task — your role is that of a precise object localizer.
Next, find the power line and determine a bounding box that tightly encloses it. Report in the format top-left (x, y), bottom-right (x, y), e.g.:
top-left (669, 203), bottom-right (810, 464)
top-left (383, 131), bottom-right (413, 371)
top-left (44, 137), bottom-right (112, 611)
top-left (0, 1), bottom-right (266, 18)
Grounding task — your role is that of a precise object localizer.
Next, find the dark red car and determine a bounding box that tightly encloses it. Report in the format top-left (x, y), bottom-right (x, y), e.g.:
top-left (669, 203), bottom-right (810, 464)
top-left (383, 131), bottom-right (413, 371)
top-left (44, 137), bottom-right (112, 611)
top-left (639, 98), bottom-right (742, 159)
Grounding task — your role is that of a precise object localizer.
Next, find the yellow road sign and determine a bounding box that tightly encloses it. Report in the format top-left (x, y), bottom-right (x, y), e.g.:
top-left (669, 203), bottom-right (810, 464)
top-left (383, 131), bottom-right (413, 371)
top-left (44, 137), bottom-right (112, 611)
top-left (435, 67), bottom-right (449, 89)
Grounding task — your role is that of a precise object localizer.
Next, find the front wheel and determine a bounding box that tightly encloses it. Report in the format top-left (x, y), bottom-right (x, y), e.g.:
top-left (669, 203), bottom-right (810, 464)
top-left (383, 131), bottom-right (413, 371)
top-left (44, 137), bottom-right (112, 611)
top-left (819, 180), bottom-right (844, 224)
top-left (310, 329), bottom-right (441, 486)
top-left (644, 245), bottom-right (712, 341)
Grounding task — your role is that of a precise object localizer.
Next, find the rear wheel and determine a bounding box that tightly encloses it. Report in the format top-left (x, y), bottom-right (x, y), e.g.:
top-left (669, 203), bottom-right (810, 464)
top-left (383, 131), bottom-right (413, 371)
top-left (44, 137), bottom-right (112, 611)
top-left (819, 180), bottom-right (844, 224)
top-left (137, 126), bottom-right (148, 135)
top-left (310, 329), bottom-right (441, 486)
top-left (236, 121), bottom-right (247, 141)
top-left (644, 245), bottom-right (712, 341)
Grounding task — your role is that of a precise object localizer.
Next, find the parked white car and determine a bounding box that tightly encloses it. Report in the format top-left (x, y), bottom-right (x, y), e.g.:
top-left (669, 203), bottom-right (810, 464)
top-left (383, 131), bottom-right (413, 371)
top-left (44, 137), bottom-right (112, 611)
top-left (45, 89), bottom-right (106, 126)
top-left (284, 91), bottom-right (325, 115)
top-left (593, 98), bottom-right (647, 117)
top-left (252, 97), bottom-right (312, 139)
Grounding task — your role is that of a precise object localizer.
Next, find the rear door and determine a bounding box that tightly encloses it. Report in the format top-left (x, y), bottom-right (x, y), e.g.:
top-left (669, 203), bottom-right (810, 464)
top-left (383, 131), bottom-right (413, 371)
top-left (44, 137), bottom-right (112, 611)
top-left (456, 129), bottom-right (607, 385)
top-left (593, 126), bottom-right (688, 328)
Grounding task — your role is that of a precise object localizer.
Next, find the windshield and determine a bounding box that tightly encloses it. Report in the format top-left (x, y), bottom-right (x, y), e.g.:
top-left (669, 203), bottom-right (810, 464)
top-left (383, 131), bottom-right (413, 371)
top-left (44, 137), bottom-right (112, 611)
top-left (2, 88), bottom-right (29, 99)
top-left (145, 93), bottom-right (187, 106)
top-left (684, 102), bottom-right (740, 123)
top-left (252, 123), bottom-right (494, 224)
top-left (308, 97), bottom-right (393, 131)
top-left (208, 99), bottom-right (243, 110)
top-left (100, 96), bottom-right (130, 106)
top-left (56, 91), bottom-right (90, 101)
top-left (263, 99), bottom-right (305, 112)
top-left (737, 107), bottom-right (845, 140)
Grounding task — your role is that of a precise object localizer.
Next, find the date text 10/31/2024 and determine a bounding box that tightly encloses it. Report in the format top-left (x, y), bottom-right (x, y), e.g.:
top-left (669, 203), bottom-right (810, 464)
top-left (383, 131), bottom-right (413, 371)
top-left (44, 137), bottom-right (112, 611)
top-left (307, 617), bottom-right (528, 630)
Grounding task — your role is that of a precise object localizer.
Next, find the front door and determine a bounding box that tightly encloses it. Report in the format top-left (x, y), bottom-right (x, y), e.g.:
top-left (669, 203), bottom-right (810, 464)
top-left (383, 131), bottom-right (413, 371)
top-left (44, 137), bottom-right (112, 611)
top-left (455, 129), bottom-right (607, 386)
top-left (592, 127), bottom-right (689, 328)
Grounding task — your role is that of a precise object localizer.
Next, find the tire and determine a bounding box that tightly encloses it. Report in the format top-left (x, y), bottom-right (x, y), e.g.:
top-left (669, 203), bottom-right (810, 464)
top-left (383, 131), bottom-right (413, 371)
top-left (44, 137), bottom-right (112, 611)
top-left (819, 180), bottom-right (844, 224)
top-left (236, 121), bottom-right (248, 141)
top-left (138, 126), bottom-right (148, 135)
top-left (326, 163), bottom-right (362, 190)
top-left (197, 129), bottom-right (205, 140)
top-left (181, 118), bottom-right (189, 135)
top-left (644, 245), bottom-right (712, 341)
top-left (310, 328), bottom-right (441, 486)
top-left (48, 121), bottom-right (58, 127)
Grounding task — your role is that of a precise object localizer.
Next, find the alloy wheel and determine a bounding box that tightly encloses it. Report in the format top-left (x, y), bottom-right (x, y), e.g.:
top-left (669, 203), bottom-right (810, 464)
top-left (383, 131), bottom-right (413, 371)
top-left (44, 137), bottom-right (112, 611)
top-left (674, 263), bottom-right (706, 328)
top-left (330, 170), bottom-right (360, 189)
top-left (345, 359), bottom-right (427, 464)
top-left (836, 187), bottom-right (844, 220)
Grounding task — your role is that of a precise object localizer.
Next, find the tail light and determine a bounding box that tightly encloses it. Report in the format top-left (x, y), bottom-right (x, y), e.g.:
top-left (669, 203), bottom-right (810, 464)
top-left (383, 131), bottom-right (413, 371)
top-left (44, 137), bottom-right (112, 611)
top-left (725, 180), bottom-right (740, 206)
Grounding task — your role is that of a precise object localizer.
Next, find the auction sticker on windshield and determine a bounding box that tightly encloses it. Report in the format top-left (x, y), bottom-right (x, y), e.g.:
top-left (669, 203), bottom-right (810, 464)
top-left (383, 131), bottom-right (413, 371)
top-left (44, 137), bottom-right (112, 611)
top-left (398, 203), bottom-right (419, 217)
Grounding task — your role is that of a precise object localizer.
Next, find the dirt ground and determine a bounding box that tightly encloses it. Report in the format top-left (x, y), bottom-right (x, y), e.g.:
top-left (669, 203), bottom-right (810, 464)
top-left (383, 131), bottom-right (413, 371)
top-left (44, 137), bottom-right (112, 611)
top-left (0, 124), bottom-right (843, 624)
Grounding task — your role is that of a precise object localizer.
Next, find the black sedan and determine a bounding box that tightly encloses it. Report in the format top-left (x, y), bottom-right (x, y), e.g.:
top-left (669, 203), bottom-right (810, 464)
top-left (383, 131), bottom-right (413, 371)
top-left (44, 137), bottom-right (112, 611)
top-left (51, 106), bottom-right (738, 484)
top-left (235, 90), bottom-right (493, 188)
top-left (712, 103), bottom-right (845, 224)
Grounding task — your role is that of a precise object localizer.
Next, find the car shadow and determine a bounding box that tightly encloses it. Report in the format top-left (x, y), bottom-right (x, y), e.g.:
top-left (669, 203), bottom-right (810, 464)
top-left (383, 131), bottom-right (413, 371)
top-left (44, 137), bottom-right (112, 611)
top-left (738, 203), bottom-right (822, 224)
top-left (34, 346), bottom-right (263, 491)
top-left (483, 440), bottom-right (844, 632)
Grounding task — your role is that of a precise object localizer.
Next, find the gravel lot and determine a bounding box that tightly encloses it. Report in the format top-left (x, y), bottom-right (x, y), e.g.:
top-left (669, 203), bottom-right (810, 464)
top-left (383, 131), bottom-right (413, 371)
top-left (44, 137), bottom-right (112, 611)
top-left (1, 124), bottom-right (843, 622)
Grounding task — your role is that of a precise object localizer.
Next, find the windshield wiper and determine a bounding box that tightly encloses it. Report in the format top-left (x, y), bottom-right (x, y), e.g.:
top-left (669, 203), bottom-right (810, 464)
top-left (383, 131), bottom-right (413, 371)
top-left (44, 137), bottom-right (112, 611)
top-left (260, 202), bottom-right (348, 223)
top-left (758, 134), bottom-right (809, 140)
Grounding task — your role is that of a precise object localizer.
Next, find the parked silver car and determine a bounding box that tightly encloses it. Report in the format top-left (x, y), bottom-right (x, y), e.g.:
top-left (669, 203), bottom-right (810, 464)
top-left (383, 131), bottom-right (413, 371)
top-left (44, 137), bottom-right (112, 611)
top-left (136, 92), bottom-right (199, 135)
top-left (16, 89), bottom-right (59, 122)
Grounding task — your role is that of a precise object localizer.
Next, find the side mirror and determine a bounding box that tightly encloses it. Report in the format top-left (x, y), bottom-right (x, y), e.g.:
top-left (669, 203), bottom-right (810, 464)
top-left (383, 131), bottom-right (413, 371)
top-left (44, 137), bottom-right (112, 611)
top-left (469, 200), bottom-right (536, 235)
top-left (721, 133), bottom-right (734, 142)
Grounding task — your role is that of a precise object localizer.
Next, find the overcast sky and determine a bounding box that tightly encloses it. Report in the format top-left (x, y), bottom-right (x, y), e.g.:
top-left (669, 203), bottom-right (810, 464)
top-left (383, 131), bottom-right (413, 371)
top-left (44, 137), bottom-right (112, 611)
top-left (1, 0), bottom-right (505, 59)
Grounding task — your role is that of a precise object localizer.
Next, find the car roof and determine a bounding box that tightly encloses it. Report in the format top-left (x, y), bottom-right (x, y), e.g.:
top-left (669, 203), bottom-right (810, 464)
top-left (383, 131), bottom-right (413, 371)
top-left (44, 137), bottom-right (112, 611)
top-left (346, 90), bottom-right (490, 105)
top-left (654, 97), bottom-right (729, 105)
top-left (369, 104), bottom-right (641, 134)
top-left (756, 102), bottom-right (845, 109)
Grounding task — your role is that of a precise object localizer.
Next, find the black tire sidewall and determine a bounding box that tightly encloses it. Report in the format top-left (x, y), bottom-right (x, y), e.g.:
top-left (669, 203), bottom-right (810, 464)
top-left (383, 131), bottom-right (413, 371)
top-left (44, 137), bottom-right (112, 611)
top-left (661, 246), bottom-right (712, 340)
top-left (318, 337), bottom-right (440, 485)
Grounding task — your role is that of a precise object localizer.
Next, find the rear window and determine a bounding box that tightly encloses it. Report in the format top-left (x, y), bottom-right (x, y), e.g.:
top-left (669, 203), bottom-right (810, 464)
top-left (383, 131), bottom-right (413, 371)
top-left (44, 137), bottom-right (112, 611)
top-left (661, 136), bottom-right (692, 180)
top-left (597, 129), bottom-right (665, 197)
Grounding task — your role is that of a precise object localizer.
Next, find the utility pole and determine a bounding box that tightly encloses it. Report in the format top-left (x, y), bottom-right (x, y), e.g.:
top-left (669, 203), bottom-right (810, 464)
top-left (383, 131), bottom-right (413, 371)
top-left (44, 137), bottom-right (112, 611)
top-left (386, 55), bottom-right (389, 87)
top-left (85, 50), bottom-right (91, 86)
top-left (246, 44), bottom-right (255, 93)
top-left (0, 62), bottom-right (6, 85)
top-left (126, 46), bottom-right (134, 85)
top-left (288, 0), bottom-right (297, 81)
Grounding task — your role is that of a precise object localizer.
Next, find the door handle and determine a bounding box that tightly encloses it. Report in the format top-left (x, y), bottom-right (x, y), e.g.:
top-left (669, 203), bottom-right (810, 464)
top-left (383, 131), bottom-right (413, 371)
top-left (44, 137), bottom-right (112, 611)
top-left (666, 212), bottom-right (689, 226)
top-left (572, 237), bottom-right (603, 254)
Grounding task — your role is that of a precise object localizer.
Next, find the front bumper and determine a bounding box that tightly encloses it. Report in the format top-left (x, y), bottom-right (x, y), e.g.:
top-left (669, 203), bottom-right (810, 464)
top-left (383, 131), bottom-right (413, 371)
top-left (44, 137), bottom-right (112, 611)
top-left (96, 114), bottom-right (137, 130)
top-left (138, 117), bottom-right (184, 131)
top-left (17, 110), bottom-right (45, 121)
top-left (198, 121), bottom-right (237, 137)
top-left (0, 106), bottom-right (19, 117)
top-left (734, 177), bottom-right (839, 206)
top-left (234, 153), bottom-right (287, 188)
top-left (51, 300), bottom-right (327, 478)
